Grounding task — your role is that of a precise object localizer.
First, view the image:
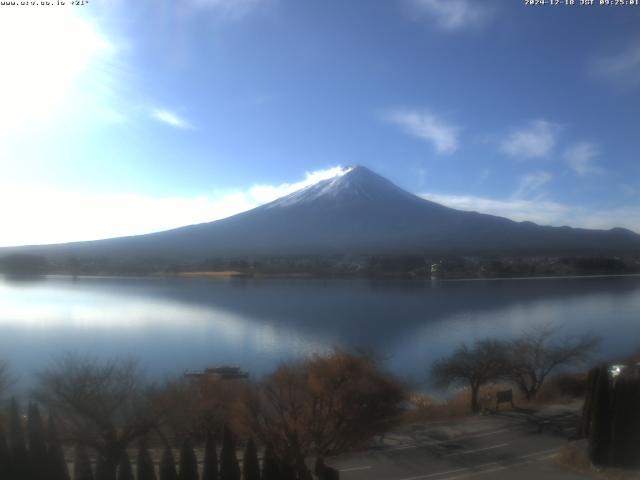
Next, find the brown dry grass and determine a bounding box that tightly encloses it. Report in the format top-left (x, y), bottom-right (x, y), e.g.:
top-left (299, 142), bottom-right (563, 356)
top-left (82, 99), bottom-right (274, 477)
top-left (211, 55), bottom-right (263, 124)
top-left (533, 372), bottom-right (588, 405)
top-left (556, 443), bottom-right (640, 480)
top-left (404, 374), bottom-right (588, 424)
top-left (556, 443), bottom-right (592, 471)
top-left (404, 384), bottom-right (519, 423)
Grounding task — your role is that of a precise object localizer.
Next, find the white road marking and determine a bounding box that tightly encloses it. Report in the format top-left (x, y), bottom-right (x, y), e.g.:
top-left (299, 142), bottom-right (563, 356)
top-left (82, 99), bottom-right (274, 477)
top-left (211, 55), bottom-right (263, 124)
top-left (397, 467), bottom-right (474, 480)
top-left (439, 460), bottom-right (533, 480)
top-left (436, 453), bottom-right (557, 480)
top-left (457, 427), bottom-right (515, 440)
top-left (338, 466), bottom-right (372, 472)
top-left (443, 443), bottom-right (509, 457)
top-left (394, 447), bottom-right (560, 480)
top-left (388, 441), bottom-right (439, 452)
top-left (517, 447), bottom-right (560, 459)
top-left (386, 427), bottom-right (515, 452)
top-left (395, 461), bottom-right (502, 480)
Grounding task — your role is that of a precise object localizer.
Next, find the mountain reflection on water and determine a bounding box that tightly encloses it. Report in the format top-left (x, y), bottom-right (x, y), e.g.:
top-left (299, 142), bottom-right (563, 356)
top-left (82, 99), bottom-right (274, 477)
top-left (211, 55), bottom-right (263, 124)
top-left (1, 274), bottom-right (639, 391)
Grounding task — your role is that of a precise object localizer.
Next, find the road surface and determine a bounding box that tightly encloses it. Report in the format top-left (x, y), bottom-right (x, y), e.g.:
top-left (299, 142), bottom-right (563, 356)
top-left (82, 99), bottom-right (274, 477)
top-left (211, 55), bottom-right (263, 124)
top-left (328, 405), bottom-right (590, 480)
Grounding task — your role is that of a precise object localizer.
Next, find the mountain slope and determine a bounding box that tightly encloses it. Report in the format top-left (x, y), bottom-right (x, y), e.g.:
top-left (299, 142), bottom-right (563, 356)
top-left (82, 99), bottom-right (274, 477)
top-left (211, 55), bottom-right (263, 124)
top-left (4, 166), bottom-right (640, 261)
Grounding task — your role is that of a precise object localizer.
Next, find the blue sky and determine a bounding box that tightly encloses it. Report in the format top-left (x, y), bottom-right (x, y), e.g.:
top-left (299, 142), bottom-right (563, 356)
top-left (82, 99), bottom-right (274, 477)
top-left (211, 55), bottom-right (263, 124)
top-left (1, 0), bottom-right (639, 246)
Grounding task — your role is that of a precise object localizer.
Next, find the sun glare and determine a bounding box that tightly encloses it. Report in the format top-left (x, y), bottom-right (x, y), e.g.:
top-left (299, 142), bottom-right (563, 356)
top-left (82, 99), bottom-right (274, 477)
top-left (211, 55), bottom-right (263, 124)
top-left (0, 7), bottom-right (113, 134)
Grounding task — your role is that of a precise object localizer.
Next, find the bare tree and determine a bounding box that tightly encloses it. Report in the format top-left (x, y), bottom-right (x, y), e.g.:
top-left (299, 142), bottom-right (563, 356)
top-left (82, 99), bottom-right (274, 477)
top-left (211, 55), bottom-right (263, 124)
top-left (151, 374), bottom-right (245, 443)
top-left (431, 339), bottom-right (508, 413)
top-left (506, 327), bottom-right (599, 401)
top-left (34, 355), bottom-right (158, 480)
top-left (234, 350), bottom-right (405, 476)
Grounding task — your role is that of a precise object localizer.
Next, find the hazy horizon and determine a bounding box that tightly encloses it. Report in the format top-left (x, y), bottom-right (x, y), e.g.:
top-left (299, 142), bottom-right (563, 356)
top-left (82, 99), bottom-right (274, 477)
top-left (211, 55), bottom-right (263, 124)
top-left (2, 1), bottom-right (639, 247)
top-left (3, 164), bottom-right (640, 249)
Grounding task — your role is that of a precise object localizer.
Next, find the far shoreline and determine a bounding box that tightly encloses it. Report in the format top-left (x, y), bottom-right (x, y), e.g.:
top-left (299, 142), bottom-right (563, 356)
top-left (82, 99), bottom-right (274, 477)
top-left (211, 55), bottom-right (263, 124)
top-left (4, 271), bottom-right (640, 284)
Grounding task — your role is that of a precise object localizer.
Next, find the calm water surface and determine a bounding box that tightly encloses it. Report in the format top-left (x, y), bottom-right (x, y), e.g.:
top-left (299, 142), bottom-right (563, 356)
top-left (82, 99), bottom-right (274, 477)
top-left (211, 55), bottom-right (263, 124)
top-left (1, 275), bottom-right (639, 389)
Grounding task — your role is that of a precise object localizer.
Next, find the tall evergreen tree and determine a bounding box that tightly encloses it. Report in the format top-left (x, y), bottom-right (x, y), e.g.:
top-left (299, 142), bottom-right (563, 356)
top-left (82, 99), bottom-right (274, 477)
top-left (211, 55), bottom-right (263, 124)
top-left (117, 451), bottom-right (134, 480)
top-left (159, 446), bottom-right (178, 480)
top-left (314, 457), bottom-right (325, 478)
top-left (201, 432), bottom-right (218, 480)
top-left (47, 414), bottom-right (71, 480)
top-left (137, 441), bottom-right (157, 480)
top-left (178, 441), bottom-right (198, 480)
top-left (608, 369), bottom-right (640, 468)
top-left (242, 439), bottom-right (260, 480)
top-left (588, 365), bottom-right (613, 466)
top-left (95, 455), bottom-right (110, 480)
top-left (28, 403), bottom-right (48, 480)
top-left (260, 446), bottom-right (279, 480)
top-left (73, 445), bottom-right (94, 480)
top-left (219, 426), bottom-right (240, 480)
top-left (8, 398), bottom-right (29, 480)
top-left (0, 421), bottom-right (9, 480)
top-left (278, 459), bottom-right (295, 480)
top-left (579, 366), bottom-right (599, 438)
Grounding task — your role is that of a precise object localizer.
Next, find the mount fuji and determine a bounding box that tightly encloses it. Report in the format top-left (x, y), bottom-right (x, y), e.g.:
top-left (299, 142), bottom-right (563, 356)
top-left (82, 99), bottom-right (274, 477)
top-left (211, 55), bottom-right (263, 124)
top-left (4, 166), bottom-right (640, 262)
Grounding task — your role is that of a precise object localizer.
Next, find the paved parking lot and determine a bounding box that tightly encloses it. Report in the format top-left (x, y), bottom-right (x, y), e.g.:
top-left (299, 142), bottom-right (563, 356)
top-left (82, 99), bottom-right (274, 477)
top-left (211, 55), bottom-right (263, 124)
top-left (328, 405), bottom-right (591, 480)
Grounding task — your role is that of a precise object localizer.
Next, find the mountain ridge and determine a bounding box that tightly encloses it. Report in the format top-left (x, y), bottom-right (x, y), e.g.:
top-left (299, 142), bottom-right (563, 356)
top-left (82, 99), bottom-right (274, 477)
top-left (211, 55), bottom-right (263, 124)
top-left (2, 166), bottom-right (639, 262)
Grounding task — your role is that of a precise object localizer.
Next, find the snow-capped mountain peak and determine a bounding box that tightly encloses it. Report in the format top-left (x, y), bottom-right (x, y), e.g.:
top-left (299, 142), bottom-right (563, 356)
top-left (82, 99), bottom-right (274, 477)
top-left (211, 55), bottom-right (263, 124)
top-left (5, 166), bottom-right (640, 260)
top-left (265, 165), bottom-right (417, 209)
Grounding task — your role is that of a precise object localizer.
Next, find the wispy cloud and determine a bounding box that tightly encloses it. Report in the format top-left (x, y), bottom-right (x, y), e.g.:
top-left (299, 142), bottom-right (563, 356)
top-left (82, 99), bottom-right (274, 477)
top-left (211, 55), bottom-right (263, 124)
top-left (409, 0), bottom-right (494, 31)
top-left (151, 109), bottom-right (193, 130)
top-left (499, 120), bottom-right (558, 159)
top-left (0, 166), bottom-right (347, 247)
top-left (420, 192), bottom-right (640, 233)
top-left (563, 142), bottom-right (604, 176)
top-left (593, 44), bottom-right (640, 88)
top-left (513, 171), bottom-right (553, 199)
top-left (386, 110), bottom-right (460, 154)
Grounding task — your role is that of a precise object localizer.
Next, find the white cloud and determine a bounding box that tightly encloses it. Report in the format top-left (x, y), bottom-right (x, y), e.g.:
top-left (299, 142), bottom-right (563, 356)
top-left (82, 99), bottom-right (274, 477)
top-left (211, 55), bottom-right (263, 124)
top-left (0, 166), bottom-right (347, 247)
top-left (420, 192), bottom-right (640, 233)
top-left (593, 44), bottom-right (640, 87)
top-left (513, 171), bottom-right (552, 199)
top-left (3, 164), bottom-right (638, 247)
top-left (410, 0), bottom-right (493, 31)
top-left (563, 142), bottom-right (604, 176)
top-left (386, 110), bottom-right (460, 154)
top-left (499, 120), bottom-right (558, 159)
top-left (246, 166), bottom-right (349, 203)
top-left (151, 109), bottom-right (193, 130)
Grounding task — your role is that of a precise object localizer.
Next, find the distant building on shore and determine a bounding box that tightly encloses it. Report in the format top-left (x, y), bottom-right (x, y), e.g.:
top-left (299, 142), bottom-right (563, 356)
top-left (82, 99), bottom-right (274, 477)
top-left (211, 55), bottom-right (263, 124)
top-left (430, 263), bottom-right (440, 278)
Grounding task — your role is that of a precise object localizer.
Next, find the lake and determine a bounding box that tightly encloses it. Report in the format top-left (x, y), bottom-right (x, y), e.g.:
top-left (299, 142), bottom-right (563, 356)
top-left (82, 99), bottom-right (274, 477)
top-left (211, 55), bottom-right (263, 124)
top-left (1, 274), bottom-right (639, 391)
